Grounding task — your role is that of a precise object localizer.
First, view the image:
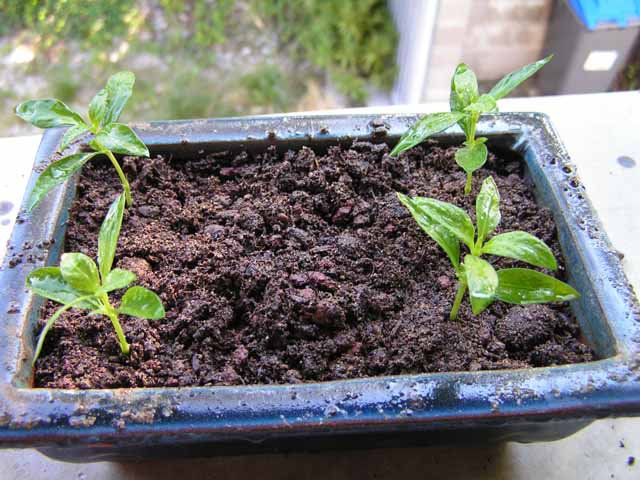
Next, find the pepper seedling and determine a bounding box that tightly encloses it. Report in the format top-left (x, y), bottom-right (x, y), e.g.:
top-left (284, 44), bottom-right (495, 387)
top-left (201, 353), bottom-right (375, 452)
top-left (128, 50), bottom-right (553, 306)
top-left (391, 56), bottom-right (552, 195)
top-left (397, 176), bottom-right (579, 320)
top-left (26, 193), bottom-right (164, 363)
top-left (16, 71), bottom-right (148, 211)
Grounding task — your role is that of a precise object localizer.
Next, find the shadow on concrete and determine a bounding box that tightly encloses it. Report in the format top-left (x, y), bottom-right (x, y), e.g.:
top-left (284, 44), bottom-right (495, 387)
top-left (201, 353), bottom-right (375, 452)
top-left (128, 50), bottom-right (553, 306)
top-left (112, 443), bottom-right (514, 480)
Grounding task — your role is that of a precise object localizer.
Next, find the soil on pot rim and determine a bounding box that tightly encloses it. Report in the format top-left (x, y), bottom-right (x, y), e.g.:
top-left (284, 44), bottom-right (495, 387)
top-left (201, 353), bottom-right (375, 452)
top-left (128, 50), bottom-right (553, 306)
top-left (33, 141), bottom-right (594, 388)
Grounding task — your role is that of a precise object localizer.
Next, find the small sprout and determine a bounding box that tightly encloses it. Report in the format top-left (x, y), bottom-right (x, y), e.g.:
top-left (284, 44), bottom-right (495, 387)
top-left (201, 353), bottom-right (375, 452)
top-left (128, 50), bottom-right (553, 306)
top-left (16, 71), bottom-right (148, 211)
top-left (391, 56), bottom-right (553, 195)
top-left (26, 193), bottom-right (164, 363)
top-left (397, 176), bottom-right (579, 320)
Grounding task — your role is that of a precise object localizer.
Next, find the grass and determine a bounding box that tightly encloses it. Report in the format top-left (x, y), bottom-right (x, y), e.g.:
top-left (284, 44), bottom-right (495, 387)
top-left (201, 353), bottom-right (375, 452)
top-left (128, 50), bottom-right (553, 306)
top-left (0, 0), bottom-right (398, 134)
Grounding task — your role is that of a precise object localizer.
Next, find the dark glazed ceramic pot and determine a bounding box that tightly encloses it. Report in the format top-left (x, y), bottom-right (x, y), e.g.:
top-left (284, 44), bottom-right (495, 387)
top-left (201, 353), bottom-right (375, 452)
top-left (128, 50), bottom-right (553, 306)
top-left (0, 113), bottom-right (639, 461)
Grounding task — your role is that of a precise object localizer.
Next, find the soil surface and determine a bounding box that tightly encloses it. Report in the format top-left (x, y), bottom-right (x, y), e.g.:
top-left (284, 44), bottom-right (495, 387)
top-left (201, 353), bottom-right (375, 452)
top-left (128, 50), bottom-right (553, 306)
top-left (34, 141), bottom-right (594, 388)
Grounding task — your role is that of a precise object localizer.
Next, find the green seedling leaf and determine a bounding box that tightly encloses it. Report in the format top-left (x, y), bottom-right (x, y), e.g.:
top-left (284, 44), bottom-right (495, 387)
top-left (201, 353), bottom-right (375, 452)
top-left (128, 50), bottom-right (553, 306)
top-left (489, 55), bottom-right (553, 100)
top-left (476, 176), bottom-right (501, 245)
top-left (16, 71), bottom-right (143, 211)
top-left (413, 196), bottom-right (475, 249)
top-left (25, 267), bottom-right (100, 309)
top-left (101, 269), bottom-right (136, 292)
top-left (449, 63), bottom-right (478, 138)
top-left (450, 63), bottom-right (479, 111)
top-left (32, 294), bottom-right (96, 364)
top-left (98, 193), bottom-right (126, 281)
top-left (88, 89), bottom-right (108, 129)
top-left (455, 141), bottom-right (488, 174)
top-left (410, 198), bottom-right (474, 248)
top-left (119, 286), bottom-right (165, 319)
top-left (60, 253), bottom-right (100, 293)
top-left (465, 94), bottom-right (498, 114)
top-left (483, 232), bottom-right (558, 270)
top-left (58, 124), bottom-right (89, 153)
top-left (15, 99), bottom-right (85, 128)
top-left (89, 71), bottom-right (135, 128)
top-left (397, 192), bottom-right (460, 268)
top-left (391, 112), bottom-right (465, 157)
top-left (94, 123), bottom-right (149, 157)
top-left (464, 255), bottom-right (498, 314)
top-left (496, 268), bottom-right (579, 304)
top-left (27, 152), bottom-right (99, 212)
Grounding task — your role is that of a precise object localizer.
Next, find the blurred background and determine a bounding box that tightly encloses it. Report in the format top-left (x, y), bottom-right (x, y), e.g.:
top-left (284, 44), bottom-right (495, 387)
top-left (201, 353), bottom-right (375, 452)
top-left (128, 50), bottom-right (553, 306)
top-left (0, 0), bottom-right (638, 136)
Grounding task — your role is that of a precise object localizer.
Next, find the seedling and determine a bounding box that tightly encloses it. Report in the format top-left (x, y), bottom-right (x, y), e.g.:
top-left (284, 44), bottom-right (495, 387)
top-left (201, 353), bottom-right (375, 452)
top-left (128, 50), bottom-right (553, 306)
top-left (397, 176), bottom-right (579, 320)
top-left (26, 193), bottom-right (164, 363)
top-left (16, 71), bottom-right (148, 210)
top-left (391, 56), bottom-right (552, 195)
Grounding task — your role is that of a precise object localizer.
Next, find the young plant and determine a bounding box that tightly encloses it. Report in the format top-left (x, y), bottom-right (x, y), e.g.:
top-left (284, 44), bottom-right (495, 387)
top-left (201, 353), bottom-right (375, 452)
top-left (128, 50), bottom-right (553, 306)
top-left (16, 71), bottom-right (148, 211)
top-left (397, 176), bottom-right (579, 320)
top-left (26, 193), bottom-right (165, 363)
top-left (391, 56), bottom-right (552, 195)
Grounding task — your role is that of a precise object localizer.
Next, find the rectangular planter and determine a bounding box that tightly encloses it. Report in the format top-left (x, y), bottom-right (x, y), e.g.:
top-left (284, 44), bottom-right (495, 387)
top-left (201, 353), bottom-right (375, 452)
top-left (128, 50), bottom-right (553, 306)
top-left (0, 113), bottom-right (639, 461)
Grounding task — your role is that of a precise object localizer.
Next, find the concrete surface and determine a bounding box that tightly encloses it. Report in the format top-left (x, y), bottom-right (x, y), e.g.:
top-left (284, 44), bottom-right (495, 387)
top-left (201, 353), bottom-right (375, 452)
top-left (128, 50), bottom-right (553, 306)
top-left (0, 91), bottom-right (639, 478)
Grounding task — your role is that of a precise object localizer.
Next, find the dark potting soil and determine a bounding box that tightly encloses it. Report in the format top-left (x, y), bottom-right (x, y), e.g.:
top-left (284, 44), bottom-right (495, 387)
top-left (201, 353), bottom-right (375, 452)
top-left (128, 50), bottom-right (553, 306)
top-left (34, 141), bottom-right (594, 388)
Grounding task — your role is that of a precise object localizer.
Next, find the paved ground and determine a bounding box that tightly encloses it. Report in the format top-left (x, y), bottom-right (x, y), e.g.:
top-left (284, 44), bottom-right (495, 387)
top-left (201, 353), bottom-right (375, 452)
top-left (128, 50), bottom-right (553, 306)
top-left (0, 91), bottom-right (639, 478)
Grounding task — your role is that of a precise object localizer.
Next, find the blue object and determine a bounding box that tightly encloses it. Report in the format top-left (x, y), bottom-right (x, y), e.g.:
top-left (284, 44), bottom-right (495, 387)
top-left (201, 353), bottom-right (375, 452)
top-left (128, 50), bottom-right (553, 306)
top-left (0, 113), bottom-right (639, 461)
top-left (568, 0), bottom-right (640, 30)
